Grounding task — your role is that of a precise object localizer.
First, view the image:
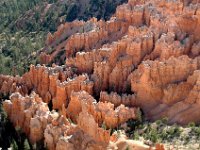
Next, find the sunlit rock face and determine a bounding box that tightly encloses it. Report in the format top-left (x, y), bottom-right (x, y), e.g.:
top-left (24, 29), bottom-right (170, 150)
top-left (3, 92), bottom-right (146, 150)
top-left (1, 0), bottom-right (200, 149)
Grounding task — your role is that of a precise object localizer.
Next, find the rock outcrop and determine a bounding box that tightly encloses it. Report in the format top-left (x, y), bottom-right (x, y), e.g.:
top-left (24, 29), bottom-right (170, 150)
top-left (2, 0), bottom-right (200, 149)
top-left (100, 91), bottom-right (137, 107)
top-left (1, 65), bottom-right (93, 110)
top-left (131, 56), bottom-right (200, 111)
top-left (3, 92), bottom-right (154, 150)
top-left (40, 19), bottom-right (98, 64)
top-left (3, 92), bottom-right (49, 143)
top-left (67, 91), bottom-right (136, 128)
top-left (64, 0), bottom-right (200, 125)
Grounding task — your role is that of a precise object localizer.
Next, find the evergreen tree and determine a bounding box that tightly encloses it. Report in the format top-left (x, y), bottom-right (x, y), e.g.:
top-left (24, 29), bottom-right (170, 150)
top-left (11, 140), bottom-right (18, 150)
top-left (23, 139), bottom-right (31, 150)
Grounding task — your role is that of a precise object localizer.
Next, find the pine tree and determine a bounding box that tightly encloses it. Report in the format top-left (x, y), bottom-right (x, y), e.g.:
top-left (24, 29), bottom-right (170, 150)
top-left (11, 140), bottom-right (18, 150)
top-left (23, 139), bottom-right (31, 150)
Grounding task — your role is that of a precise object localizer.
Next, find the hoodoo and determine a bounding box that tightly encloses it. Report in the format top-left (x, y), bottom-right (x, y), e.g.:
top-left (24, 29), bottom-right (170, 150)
top-left (1, 0), bottom-right (200, 149)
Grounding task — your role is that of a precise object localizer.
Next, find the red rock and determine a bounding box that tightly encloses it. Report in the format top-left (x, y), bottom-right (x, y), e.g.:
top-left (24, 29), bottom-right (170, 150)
top-left (100, 91), bottom-right (137, 107)
top-left (131, 56), bottom-right (200, 112)
top-left (3, 92), bottom-right (49, 143)
top-left (3, 0), bottom-right (200, 149)
top-left (67, 91), bottom-right (137, 128)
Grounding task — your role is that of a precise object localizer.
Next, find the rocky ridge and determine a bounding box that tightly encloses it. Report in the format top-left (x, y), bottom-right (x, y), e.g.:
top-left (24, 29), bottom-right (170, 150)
top-left (1, 0), bottom-right (200, 149)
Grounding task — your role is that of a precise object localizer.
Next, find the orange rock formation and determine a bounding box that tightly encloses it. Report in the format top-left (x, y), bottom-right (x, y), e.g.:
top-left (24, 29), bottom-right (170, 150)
top-left (3, 92), bottom-right (152, 150)
top-left (2, 0), bottom-right (200, 149)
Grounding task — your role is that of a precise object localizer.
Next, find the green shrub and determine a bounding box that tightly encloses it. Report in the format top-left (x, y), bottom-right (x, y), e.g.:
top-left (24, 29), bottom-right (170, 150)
top-left (188, 122), bottom-right (196, 128)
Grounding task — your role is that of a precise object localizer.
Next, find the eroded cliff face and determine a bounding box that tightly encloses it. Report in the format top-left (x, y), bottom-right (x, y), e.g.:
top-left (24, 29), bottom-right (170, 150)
top-left (1, 0), bottom-right (200, 149)
top-left (65, 0), bottom-right (200, 124)
top-left (3, 92), bottom-right (149, 150)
